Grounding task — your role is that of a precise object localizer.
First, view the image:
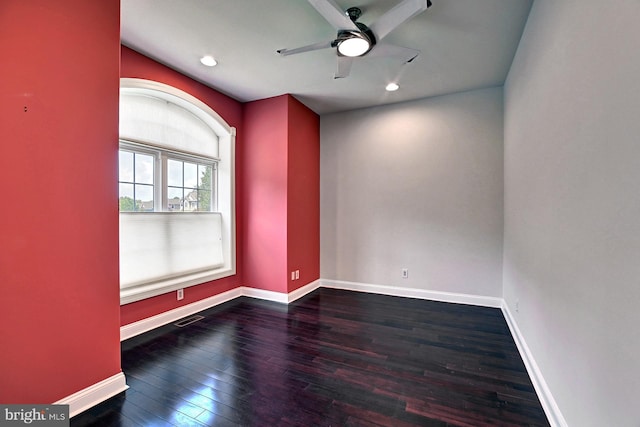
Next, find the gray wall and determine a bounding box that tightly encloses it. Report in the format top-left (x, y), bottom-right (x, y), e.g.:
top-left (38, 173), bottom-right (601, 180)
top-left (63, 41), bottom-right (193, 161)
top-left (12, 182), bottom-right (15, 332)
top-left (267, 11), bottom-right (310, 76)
top-left (504, 1), bottom-right (640, 425)
top-left (321, 87), bottom-right (504, 297)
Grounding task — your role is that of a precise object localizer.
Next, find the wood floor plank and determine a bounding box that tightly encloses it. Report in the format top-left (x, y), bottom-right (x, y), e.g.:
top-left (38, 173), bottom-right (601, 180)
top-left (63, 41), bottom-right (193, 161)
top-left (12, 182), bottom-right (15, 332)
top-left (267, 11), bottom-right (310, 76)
top-left (72, 289), bottom-right (549, 426)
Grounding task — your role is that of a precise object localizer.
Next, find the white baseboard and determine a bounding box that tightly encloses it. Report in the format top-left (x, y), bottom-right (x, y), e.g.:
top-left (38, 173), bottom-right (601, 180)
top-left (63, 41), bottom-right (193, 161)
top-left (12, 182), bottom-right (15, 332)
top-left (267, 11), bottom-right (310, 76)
top-left (120, 287), bottom-right (242, 341)
top-left (287, 280), bottom-right (322, 303)
top-left (240, 286), bottom-right (289, 303)
top-left (321, 279), bottom-right (503, 308)
top-left (120, 281), bottom-right (322, 341)
top-left (240, 280), bottom-right (321, 304)
top-left (501, 301), bottom-right (567, 427)
top-left (55, 372), bottom-right (128, 418)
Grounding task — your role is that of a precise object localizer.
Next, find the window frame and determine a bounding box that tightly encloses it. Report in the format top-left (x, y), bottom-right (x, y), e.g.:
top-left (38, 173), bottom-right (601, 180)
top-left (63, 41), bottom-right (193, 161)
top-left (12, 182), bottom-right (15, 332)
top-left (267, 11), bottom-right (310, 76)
top-left (119, 78), bottom-right (236, 305)
top-left (164, 152), bottom-right (217, 213)
top-left (119, 140), bottom-right (218, 213)
top-left (118, 145), bottom-right (158, 212)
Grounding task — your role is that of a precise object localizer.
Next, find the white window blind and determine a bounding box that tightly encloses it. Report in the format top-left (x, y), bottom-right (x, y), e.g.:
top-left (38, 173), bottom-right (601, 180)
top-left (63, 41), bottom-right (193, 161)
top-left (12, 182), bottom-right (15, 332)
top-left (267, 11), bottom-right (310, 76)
top-left (119, 212), bottom-right (224, 289)
top-left (119, 92), bottom-right (219, 159)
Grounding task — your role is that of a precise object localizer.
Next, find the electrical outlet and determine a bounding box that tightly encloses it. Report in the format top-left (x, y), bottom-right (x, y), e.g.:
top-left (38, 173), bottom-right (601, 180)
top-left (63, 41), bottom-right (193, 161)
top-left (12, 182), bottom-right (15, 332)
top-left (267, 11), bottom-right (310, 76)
top-left (401, 268), bottom-right (408, 279)
top-left (177, 289), bottom-right (184, 300)
top-left (291, 271), bottom-right (295, 280)
top-left (295, 270), bottom-right (299, 280)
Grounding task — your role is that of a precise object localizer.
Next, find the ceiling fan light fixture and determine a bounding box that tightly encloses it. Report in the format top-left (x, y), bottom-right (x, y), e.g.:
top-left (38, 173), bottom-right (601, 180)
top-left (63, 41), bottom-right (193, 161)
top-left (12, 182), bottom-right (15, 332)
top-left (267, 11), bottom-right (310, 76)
top-left (337, 32), bottom-right (371, 57)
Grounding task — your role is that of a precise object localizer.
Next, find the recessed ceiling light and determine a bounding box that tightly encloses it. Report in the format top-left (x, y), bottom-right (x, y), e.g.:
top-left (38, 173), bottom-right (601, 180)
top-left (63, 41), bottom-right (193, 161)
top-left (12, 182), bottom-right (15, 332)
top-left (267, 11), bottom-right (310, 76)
top-left (385, 83), bottom-right (399, 92)
top-left (200, 55), bottom-right (217, 67)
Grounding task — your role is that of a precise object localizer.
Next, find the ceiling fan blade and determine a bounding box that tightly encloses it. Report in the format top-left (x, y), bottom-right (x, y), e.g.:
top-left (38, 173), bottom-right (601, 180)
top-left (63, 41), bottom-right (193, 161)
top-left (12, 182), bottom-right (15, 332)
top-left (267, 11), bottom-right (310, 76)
top-left (334, 56), bottom-right (354, 79)
top-left (367, 43), bottom-right (420, 63)
top-left (308, 0), bottom-right (358, 31)
top-left (277, 40), bottom-right (333, 56)
top-left (369, 0), bottom-right (429, 41)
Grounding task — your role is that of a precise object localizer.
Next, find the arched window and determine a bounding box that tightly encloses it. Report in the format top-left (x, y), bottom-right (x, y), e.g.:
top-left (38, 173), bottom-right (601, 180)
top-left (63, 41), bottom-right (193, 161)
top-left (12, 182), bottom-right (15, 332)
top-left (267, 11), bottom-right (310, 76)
top-left (118, 78), bottom-right (236, 304)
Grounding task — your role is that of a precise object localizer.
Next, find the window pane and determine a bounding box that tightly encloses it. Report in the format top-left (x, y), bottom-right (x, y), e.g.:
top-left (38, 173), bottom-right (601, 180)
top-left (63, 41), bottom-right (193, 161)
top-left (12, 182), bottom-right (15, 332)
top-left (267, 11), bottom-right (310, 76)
top-left (167, 159), bottom-right (183, 187)
top-left (184, 189), bottom-right (198, 211)
top-left (168, 196), bottom-right (182, 211)
top-left (135, 184), bottom-right (154, 211)
top-left (135, 153), bottom-right (154, 185)
top-left (119, 151), bottom-right (134, 182)
top-left (184, 162), bottom-right (198, 188)
top-left (167, 186), bottom-right (183, 200)
top-left (119, 183), bottom-right (134, 199)
top-left (119, 183), bottom-right (134, 212)
top-left (168, 186), bottom-right (183, 211)
top-left (198, 164), bottom-right (212, 190)
top-left (197, 190), bottom-right (211, 212)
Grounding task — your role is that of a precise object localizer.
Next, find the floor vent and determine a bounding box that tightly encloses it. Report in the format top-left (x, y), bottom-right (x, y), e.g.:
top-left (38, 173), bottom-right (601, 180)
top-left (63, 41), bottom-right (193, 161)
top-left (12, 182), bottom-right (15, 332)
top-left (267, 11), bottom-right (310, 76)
top-left (173, 315), bottom-right (204, 327)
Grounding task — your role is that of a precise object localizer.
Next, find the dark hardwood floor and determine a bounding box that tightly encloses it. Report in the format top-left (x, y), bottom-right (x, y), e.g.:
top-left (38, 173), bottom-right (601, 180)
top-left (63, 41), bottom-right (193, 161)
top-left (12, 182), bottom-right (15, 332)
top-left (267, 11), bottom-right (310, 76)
top-left (72, 288), bottom-right (549, 426)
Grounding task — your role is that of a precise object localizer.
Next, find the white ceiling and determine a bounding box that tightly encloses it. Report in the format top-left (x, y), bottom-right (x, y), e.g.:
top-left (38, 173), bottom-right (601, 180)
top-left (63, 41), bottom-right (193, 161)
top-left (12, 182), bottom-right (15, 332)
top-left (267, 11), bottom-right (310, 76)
top-left (121, 0), bottom-right (533, 115)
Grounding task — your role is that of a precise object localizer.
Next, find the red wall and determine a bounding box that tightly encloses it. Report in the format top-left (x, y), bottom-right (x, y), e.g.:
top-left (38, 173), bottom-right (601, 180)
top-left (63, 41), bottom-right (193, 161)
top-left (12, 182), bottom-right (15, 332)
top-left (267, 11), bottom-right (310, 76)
top-left (243, 97), bottom-right (290, 293)
top-left (287, 97), bottom-right (321, 292)
top-left (119, 47), bottom-right (245, 325)
top-left (0, 1), bottom-right (121, 403)
top-left (243, 95), bottom-right (320, 293)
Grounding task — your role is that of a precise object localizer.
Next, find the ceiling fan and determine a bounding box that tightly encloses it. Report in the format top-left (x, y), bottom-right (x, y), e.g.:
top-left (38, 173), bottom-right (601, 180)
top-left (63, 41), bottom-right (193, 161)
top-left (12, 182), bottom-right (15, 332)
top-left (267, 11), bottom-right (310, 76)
top-left (277, 0), bottom-right (433, 79)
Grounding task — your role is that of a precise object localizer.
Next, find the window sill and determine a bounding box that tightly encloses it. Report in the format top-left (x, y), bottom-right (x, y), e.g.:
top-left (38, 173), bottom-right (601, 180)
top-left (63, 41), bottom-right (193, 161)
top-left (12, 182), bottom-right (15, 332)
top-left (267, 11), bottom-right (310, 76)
top-left (120, 266), bottom-right (235, 305)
